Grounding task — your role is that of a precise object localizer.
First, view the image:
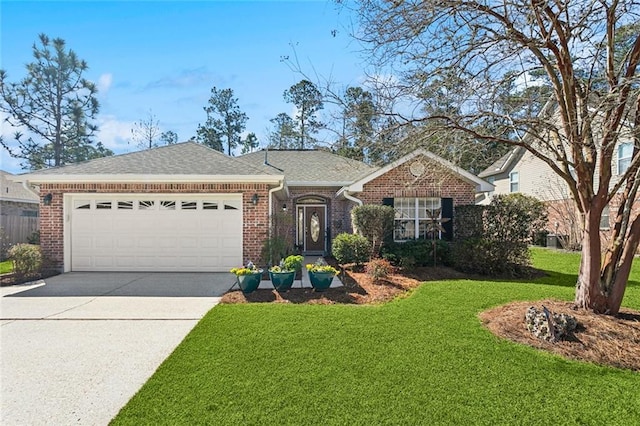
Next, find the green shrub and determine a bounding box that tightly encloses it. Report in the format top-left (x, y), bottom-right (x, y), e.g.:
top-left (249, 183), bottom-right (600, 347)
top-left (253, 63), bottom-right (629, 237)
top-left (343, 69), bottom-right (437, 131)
top-left (366, 258), bottom-right (394, 280)
top-left (351, 205), bottom-right (395, 257)
top-left (381, 239), bottom-right (452, 267)
top-left (332, 233), bottom-right (370, 265)
top-left (8, 243), bottom-right (42, 278)
top-left (27, 230), bottom-right (40, 245)
top-left (453, 194), bottom-right (546, 277)
top-left (282, 255), bottom-right (304, 271)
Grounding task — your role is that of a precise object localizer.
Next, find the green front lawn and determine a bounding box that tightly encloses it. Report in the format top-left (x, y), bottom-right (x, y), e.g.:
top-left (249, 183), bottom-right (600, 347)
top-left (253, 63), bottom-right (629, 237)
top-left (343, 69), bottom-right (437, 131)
top-left (0, 260), bottom-right (13, 274)
top-left (112, 249), bottom-right (640, 425)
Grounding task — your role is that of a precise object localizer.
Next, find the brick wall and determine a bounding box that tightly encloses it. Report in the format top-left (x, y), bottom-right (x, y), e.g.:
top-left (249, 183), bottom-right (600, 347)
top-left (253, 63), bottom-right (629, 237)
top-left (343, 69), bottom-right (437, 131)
top-left (544, 196), bottom-right (640, 252)
top-left (38, 182), bottom-right (270, 270)
top-left (359, 156), bottom-right (476, 206)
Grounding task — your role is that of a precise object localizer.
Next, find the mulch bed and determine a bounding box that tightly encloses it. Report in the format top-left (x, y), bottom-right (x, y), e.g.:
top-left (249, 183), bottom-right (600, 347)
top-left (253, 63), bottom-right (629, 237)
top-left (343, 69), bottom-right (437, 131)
top-left (480, 300), bottom-right (640, 371)
top-left (220, 263), bottom-right (470, 305)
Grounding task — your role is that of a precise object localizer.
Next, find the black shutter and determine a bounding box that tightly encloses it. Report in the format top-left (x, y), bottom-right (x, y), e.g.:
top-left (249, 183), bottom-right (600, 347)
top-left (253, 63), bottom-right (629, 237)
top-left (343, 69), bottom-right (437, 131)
top-left (441, 198), bottom-right (453, 241)
top-left (382, 197), bottom-right (394, 207)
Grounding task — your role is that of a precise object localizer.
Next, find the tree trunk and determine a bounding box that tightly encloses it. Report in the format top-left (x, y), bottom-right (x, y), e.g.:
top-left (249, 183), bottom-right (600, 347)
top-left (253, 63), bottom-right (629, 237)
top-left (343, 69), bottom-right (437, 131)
top-left (603, 216), bottom-right (640, 315)
top-left (574, 208), bottom-right (609, 313)
top-left (576, 205), bottom-right (640, 315)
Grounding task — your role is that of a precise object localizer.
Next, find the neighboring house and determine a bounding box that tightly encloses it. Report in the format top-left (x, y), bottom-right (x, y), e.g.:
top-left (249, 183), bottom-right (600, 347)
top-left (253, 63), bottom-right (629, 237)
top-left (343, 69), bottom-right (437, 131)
top-left (478, 140), bottom-right (639, 248)
top-left (12, 142), bottom-right (491, 273)
top-left (1, 170), bottom-right (39, 250)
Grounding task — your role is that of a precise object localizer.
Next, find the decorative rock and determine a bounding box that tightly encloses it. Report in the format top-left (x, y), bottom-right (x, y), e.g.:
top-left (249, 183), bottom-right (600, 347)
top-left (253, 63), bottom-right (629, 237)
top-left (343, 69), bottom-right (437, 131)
top-left (525, 306), bottom-right (578, 342)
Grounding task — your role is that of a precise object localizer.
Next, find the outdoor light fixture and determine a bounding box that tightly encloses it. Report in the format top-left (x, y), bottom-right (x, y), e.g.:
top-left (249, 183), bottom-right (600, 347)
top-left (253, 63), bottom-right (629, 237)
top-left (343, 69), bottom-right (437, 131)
top-left (251, 193), bottom-right (259, 205)
top-left (43, 193), bottom-right (53, 206)
top-left (282, 203), bottom-right (287, 212)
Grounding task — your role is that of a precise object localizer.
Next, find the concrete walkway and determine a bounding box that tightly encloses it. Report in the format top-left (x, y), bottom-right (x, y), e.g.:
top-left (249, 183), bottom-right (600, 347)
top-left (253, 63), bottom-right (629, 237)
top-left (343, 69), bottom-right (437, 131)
top-left (1, 272), bottom-right (228, 425)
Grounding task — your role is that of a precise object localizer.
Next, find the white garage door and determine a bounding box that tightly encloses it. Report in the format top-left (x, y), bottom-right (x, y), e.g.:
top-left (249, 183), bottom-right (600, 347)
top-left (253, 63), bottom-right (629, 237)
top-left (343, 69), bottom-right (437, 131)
top-left (69, 194), bottom-right (242, 272)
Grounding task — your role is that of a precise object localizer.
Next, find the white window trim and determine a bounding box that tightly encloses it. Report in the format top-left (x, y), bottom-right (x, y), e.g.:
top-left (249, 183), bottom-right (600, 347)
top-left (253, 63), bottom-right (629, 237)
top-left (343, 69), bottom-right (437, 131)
top-left (393, 197), bottom-right (441, 242)
top-left (600, 205), bottom-right (610, 230)
top-left (617, 143), bottom-right (633, 175)
top-left (509, 171), bottom-right (519, 193)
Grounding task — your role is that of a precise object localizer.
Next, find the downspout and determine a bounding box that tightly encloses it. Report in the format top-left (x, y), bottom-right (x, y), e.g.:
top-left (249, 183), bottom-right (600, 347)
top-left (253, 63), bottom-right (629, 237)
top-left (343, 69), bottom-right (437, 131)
top-left (22, 180), bottom-right (40, 199)
top-left (343, 190), bottom-right (363, 206)
top-left (268, 178), bottom-right (286, 264)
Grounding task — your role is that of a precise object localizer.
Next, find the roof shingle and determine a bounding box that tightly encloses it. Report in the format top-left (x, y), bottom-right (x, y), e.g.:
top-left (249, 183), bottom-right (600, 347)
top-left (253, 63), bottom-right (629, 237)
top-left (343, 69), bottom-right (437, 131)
top-left (239, 149), bottom-right (377, 184)
top-left (22, 142), bottom-right (277, 177)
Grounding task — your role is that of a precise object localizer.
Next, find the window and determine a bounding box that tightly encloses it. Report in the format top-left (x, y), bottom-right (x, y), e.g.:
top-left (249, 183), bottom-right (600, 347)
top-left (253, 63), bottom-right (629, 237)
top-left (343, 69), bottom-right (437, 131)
top-left (159, 200), bottom-right (176, 210)
top-left (600, 205), bottom-right (610, 230)
top-left (117, 201), bottom-right (134, 210)
top-left (393, 197), bottom-right (441, 241)
top-left (202, 201), bottom-right (218, 210)
top-left (139, 200), bottom-right (155, 210)
top-left (618, 143), bottom-right (633, 175)
top-left (96, 201), bottom-right (112, 210)
top-left (181, 201), bottom-right (197, 210)
top-left (74, 200), bottom-right (91, 210)
top-left (509, 171), bottom-right (519, 193)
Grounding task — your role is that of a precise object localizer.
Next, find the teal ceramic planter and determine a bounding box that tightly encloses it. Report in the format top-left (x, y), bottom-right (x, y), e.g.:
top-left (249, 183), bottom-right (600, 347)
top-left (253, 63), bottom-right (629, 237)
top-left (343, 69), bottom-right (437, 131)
top-left (269, 271), bottom-right (296, 291)
top-left (308, 271), bottom-right (335, 291)
top-left (236, 271), bottom-right (262, 293)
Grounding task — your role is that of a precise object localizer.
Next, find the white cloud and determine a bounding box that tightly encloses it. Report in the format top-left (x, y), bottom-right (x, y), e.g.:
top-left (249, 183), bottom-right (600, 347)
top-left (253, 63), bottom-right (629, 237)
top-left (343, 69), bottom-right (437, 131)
top-left (97, 73), bottom-right (113, 94)
top-left (95, 115), bottom-right (134, 153)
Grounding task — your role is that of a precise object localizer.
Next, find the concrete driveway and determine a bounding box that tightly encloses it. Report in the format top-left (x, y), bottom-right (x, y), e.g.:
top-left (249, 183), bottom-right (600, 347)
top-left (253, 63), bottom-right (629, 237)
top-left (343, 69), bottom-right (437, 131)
top-left (1, 272), bottom-right (234, 425)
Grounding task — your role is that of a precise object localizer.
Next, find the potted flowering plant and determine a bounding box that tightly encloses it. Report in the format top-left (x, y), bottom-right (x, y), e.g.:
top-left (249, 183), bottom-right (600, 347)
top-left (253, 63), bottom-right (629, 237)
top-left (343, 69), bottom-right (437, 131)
top-left (269, 255), bottom-right (303, 291)
top-left (230, 261), bottom-right (263, 294)
top-left (305, 258), bottom-right (339, 291)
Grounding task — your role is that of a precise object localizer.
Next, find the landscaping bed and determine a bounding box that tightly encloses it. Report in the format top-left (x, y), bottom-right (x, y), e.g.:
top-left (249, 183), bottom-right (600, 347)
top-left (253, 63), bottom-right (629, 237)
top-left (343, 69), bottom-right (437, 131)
top-left (220, 264), bottom-right (468, 305)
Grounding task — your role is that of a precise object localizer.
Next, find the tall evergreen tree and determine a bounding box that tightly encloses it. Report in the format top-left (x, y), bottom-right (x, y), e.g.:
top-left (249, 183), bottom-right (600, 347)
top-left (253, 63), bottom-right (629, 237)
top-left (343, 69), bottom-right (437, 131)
top-left (283, 80), bottom-right (324, 149)
top-left (268, 112), bottom-right (297, 149)
top-left (0, 34), bottom-right (100, 170)
top-left (196, 87), bottom-right (248, 155)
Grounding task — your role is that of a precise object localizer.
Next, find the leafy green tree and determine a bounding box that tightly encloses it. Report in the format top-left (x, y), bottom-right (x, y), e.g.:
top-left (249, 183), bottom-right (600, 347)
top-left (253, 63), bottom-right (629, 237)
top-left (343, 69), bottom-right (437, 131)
top-left (337, 86), bottom-right (376, 161)
top-left (268, 112), bottom-right (297, 149)
top-left (283, 80), bottom-right (323, 149)
top-left (196, 87), bottom-right (248, 155)
top-left (241, 132), bottom-right (259, 154)
top-left (0, 34), bottom-right (99, 170)
top-left (160, 130), bottom-right (178, 145)
top-left (353, 0), bottom-right (640, 315)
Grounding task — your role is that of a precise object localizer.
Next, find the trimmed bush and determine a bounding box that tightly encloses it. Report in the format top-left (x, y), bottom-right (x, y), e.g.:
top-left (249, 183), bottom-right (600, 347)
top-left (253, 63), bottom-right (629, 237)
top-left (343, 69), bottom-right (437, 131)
top-left (8, 243), bottom-right (42, 278)
top-left (381, 239), bottom-right (452, 267)
top-left (365, 258), bottom-right (394, 280)
top-left (332, 233), bottom-right (370, 266)
top-left (453, 194), bottom-right (547, 277)
top-left (351, 205), bottom-right (395, 257)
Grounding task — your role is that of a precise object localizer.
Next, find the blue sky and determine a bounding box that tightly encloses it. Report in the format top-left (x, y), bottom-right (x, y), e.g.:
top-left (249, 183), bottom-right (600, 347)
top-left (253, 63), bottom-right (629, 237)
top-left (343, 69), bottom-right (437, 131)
top-left (0, 0), bottom-right (367, 173)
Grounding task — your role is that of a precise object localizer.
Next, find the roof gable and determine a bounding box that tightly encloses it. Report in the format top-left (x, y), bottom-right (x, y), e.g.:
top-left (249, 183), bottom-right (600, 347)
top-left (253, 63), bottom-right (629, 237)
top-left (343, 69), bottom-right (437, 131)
top-left (239, 149), bottom-right (377, 186)
top-left (478, 147), bottom-right (524, 178)
top-left (341, 149), bottom-right (494, 194)
top-left (0, 171), bottom-right (39, 202)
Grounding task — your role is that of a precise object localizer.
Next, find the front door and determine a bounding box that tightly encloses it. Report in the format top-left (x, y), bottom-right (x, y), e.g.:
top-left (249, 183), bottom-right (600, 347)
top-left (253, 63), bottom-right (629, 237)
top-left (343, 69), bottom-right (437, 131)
top-left (297, 204), bottom-right (326, 253)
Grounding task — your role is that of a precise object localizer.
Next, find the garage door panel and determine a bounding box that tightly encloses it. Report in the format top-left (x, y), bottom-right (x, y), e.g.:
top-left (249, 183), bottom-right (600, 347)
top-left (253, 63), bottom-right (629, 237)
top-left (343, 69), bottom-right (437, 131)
top-left (70, 194), bottom-right (242, 272)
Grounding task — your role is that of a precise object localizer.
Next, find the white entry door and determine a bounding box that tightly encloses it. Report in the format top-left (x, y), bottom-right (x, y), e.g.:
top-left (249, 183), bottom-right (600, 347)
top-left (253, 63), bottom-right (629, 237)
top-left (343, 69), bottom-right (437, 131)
top-left (68, 194), bottom-right (242, 272)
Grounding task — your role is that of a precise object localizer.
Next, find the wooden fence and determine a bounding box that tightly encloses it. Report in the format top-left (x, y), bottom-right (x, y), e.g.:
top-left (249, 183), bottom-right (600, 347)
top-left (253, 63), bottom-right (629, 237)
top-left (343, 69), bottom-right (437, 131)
top-left (1, 215), bottom-right (38, 247)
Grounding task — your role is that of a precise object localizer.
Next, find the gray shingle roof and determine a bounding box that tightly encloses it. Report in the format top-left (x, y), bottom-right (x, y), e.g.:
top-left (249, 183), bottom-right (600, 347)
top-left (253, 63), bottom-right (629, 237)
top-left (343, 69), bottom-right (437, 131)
top-left (239, 149), bottom-right (377, 185)
top-left (478, 147), bottom-right (523, 178)
top-left (1, 171), bottom-right (39, 202)
top-left (22, 142), bottom-right (277, 176)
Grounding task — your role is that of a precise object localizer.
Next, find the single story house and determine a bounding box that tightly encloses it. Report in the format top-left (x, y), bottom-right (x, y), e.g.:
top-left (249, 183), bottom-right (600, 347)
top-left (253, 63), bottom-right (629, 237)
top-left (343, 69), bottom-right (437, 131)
top-left (1, 170), bottom-right (39, 250)
top-left (13, 142), bottom-right (492, 272)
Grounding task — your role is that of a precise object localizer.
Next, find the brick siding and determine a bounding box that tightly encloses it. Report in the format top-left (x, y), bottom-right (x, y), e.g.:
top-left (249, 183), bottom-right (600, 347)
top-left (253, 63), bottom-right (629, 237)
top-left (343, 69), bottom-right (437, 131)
top-left (359, 156), bottom-right (476, 206)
